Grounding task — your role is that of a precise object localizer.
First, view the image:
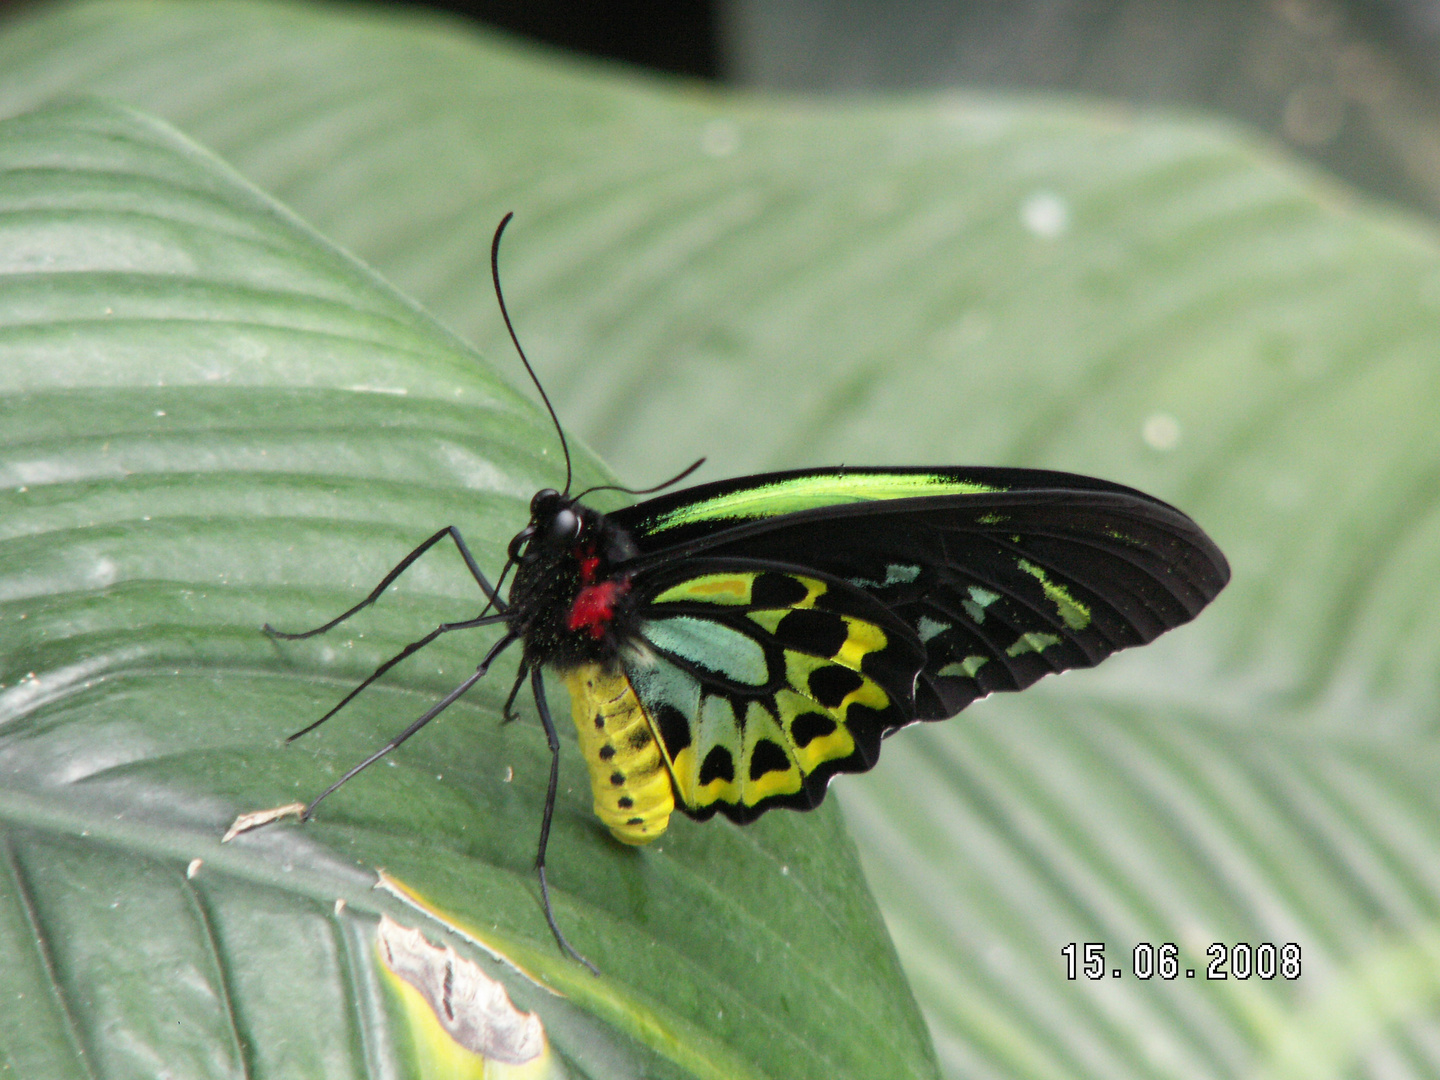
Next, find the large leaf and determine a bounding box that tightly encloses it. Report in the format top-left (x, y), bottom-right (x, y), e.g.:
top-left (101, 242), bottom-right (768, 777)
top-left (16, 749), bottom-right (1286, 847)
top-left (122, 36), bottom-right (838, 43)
top-left (0, 101), bottom-right (933, 1080)
top-left (6, 3), bottom-right (1440, 1079)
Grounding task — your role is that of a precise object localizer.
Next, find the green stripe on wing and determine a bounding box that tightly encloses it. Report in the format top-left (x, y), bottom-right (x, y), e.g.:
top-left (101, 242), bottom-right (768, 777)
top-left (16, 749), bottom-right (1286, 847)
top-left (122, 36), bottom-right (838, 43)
top-left (645, 472), bottom-right (1004, 533)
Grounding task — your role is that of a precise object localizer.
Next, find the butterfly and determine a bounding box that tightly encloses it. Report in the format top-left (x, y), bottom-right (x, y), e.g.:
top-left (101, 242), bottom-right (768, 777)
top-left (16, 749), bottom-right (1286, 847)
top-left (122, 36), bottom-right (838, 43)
top-left (262, 215), bottom-right (1230, 971)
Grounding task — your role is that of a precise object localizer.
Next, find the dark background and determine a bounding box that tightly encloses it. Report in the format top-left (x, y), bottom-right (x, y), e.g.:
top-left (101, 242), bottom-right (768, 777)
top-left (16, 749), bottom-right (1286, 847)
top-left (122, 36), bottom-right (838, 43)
top-left (425, 0), bottom-right (721, 79)
top-left (413, 0), bottom-right (1440, 221)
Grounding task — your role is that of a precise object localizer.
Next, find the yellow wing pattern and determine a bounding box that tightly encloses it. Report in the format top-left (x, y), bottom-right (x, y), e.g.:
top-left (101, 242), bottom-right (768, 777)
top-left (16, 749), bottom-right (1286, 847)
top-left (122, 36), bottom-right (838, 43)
top-left (620, 566), bottom-right (924, 823)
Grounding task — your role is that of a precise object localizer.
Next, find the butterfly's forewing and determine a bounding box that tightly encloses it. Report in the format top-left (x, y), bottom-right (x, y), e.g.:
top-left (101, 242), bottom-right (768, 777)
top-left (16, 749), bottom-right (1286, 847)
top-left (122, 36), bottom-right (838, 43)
top-left (656, 484), bottom-right (1227, 720)
top-left (612, 468), bottom-right (1229, 819)
top-left (620, 560), bottom-right (925, 822)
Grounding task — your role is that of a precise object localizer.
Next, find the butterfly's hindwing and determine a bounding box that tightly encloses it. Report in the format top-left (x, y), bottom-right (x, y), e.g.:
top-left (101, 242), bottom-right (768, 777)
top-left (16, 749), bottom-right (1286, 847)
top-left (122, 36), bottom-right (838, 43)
top-left (621, 562), bottom-right (925, 823)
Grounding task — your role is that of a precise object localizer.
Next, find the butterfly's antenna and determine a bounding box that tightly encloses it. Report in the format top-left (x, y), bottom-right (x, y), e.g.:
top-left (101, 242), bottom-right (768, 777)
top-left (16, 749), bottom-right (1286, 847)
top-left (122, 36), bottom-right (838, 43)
top-left (492, 213), bottom-right (573, 495)
top-left (574, 457), bottom-right (706, 502)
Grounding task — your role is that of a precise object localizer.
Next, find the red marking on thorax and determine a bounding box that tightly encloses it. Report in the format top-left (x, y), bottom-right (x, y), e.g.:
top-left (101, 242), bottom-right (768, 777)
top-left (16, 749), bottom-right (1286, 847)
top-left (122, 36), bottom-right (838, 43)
top-left (568, 578), bottom-right (629, 639)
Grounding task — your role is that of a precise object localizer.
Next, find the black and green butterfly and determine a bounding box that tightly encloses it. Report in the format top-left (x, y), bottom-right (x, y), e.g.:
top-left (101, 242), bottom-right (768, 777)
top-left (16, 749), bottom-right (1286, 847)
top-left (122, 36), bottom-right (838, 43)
top-left (264, 216), bottom-right (1229, 970)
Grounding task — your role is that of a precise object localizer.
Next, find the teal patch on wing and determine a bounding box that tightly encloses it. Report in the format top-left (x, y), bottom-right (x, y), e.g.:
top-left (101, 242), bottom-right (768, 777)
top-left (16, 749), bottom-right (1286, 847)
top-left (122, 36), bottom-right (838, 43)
top-left (848, 564), bottom-right (921, 589)
top-left (916, 616), bottom-right (949, 643)
top-left (643, 615), bottom-right (769, 686)
top-left (961, 587), bottom-right (999, 623)
top-left (625, 646), bottom-right (703, 726)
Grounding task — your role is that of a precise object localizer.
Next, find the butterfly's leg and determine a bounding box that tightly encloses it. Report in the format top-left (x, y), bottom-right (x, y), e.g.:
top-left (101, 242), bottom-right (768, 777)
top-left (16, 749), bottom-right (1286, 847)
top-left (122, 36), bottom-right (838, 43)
top-left (500, 661), bottom-right (529, 724)
top-left (300, 631), bottom-right (518, 818)
top-left (530, 667), bottom-right (599, 974)
top-left (265, 526), bottom-right (508, 643)
top-left (443, 526), bottom-right (509, 612)
top-left (286, 613), bottom-right (513, 741)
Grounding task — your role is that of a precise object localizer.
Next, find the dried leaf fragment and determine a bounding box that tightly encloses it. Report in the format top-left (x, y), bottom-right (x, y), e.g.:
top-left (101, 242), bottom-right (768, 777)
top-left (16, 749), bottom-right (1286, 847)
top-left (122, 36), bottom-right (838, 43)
top-left (221, 801), bottom-right (307, 842)
top-left (377, 915), bottom-right (546, 1065)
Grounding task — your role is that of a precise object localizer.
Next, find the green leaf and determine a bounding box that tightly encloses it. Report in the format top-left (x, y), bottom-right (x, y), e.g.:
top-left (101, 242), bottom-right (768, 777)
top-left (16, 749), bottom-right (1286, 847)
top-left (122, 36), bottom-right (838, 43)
top-left (0, 100), bottom-right (931, 1080)
top-left (7, 3), bottom-right (1440, 1080)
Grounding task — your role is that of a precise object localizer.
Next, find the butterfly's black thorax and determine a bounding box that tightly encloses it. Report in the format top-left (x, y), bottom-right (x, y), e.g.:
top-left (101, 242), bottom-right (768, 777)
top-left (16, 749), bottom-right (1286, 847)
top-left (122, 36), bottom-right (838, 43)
top-left (507, 495), bottom-right (640, 672)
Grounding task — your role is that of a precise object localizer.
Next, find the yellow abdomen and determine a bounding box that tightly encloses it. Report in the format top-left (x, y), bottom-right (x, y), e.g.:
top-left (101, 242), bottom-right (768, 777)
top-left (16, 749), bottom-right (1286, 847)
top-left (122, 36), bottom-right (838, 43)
top-left (559, 664), bottom-right (674, 844)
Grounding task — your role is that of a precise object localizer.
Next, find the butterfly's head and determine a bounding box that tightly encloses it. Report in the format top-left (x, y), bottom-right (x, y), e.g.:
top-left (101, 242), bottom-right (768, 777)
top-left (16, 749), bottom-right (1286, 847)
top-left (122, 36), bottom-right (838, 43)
top-left (508, 487), bottom-right (638, 576)
top-left (508, 488), bottom-right (584, 564)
